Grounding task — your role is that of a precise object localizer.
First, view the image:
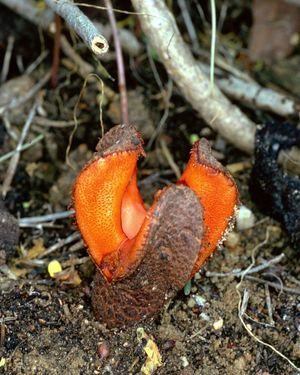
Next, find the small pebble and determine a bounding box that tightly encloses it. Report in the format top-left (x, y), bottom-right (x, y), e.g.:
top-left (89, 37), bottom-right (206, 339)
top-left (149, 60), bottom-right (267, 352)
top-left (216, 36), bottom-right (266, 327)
top-left (213, 318), bottom-right (224, 330)
top-left (187, 298), bottom-right (196, 309)
top-left (183, 280), bottom-right (192, 296)
top-left (236, 205), bottom-right (256, 230)
top-left (199, 312), bottom-right (210, 321)
top-left (180, 356), bottom-right (189, 368)
top-left (234, 355), bottom-right (247, 371)
top-left (224, 231), bottom-right (240, 249)
top-left (194, 295), bottom-right (206, 307)
top-left (97, 341), bottom-right (109, 360)
top-left (48, 260), bottom-right (62, 278)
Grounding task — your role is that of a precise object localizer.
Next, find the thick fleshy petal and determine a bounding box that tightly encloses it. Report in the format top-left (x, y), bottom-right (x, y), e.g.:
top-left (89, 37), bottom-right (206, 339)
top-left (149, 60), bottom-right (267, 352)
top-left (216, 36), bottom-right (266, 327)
top-left (178, 139), bottom-right (239, 276)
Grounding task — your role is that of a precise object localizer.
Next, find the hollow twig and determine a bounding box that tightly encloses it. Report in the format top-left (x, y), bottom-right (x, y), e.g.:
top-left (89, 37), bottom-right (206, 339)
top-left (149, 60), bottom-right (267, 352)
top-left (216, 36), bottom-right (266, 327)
top-left (104, 0), bottom-right (129, 124)
top-left (0, 0), bottom-right (104, 75)
top-left (25, 50), bottom-right (49, 75)
top-left (45, 0), bottom-right (109, 56)
top-left (94, 21), bottom-right (143, 57)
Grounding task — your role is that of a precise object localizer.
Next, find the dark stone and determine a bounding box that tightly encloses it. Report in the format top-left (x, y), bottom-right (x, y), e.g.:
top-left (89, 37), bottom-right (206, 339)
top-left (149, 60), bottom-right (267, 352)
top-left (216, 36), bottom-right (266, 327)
top-left (0, 200), bottom-right (19, 260)
top-left (250, 122), bottom-right (300, 248)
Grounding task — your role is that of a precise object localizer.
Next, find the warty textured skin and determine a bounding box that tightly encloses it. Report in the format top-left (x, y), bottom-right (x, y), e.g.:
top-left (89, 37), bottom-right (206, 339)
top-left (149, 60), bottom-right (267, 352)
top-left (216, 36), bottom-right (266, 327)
top-left (92, 184), bottom-right (203, 327)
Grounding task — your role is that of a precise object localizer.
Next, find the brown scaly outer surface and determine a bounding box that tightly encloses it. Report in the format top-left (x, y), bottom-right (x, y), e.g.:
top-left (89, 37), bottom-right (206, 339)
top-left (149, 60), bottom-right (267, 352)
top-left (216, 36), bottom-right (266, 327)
top-left (95, 123), bottom-right (144, 158)
top-left (92, 184), bottom-right (203, 328)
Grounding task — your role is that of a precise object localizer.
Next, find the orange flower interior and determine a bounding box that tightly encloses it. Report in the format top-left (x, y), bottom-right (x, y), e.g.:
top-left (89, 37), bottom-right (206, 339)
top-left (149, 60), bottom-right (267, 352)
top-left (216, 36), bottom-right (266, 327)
top-left (73, 149), bottom-right (147, 281)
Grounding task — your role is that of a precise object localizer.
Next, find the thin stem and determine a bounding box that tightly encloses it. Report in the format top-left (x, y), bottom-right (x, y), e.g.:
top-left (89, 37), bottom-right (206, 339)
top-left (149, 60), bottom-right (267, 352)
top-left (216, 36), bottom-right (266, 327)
top-left (51, 14), bottom-right (62, 88)
top-left (0, 134), bottom-right (44, 164)
top-left (104, 0), bottom-right (129, 124)
top-left (209, 0), bottom-right (216, 91)
top-left (1, 35), bottom-right (14, 83)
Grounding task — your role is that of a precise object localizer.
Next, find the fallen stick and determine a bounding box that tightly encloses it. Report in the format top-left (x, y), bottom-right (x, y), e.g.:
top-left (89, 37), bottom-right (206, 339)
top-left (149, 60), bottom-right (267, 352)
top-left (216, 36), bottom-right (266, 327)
top-left (1, 100), bottom-right (38, 198)
top-left (206, 253), bottom-right (285, 278)
top-left (0, 71), bottom-right (51, 115)
top-left (131, 0), bottom-right (300, 172)
top-left (0, 0), bottom-right (54, 28)
top-left (199, 62), bottom-right (299, 117)
top-left (1, 36), bottom-right (15, 84)
top-left (18, 210), bottom-right (74, 227)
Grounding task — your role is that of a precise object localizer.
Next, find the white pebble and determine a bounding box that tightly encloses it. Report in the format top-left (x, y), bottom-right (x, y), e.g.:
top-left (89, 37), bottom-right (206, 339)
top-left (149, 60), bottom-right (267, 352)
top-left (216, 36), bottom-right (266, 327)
top-left (213, 318), bottom-right (224, 330)
top-left (187, 298), bottom-right (196, 308)
top-left (236, 205), bottom-right (256, 230)
top-left (199, 312), bottom-right (210, 321)
top-left (224, 231), bottom-right (240, 249)
top-left (180, 356), bottom-right (189, 368)
top-left (194, 295), bottom-right (206, 307)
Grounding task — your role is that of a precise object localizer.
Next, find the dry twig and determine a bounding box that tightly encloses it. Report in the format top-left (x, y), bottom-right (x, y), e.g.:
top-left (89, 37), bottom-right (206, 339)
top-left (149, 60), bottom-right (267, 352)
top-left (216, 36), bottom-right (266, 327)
top-left (177, 0), bottom-right (200, 53)
top-left (199, 62), bottom-right (299, 117)
top-left (264, 284), bottom-right (275, 326)
top-left (25, 51), bottom-right (49, 75)
top-left (60, 35), bottom-right (94, 78)
top-left (0, 71), bottom-right (51, 115)
top-left (1, 100), bottom-right (39, 198)
top-left (18, 210), bottom-right (74, 227)
top-left (245, 275), bottom-right (300, 295)
top-left (0, 0), bottom-right (54, 28)
top-left (160, 138), bottom-right (181, 179)
top-left (206, 253), bottom-right (285, 278)
top-left (38, 232), bottom-right (81, 258)
top-left (0, 135), bottom-right (44, 164)
top-left (0, 36), bottom-right (15, 84)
